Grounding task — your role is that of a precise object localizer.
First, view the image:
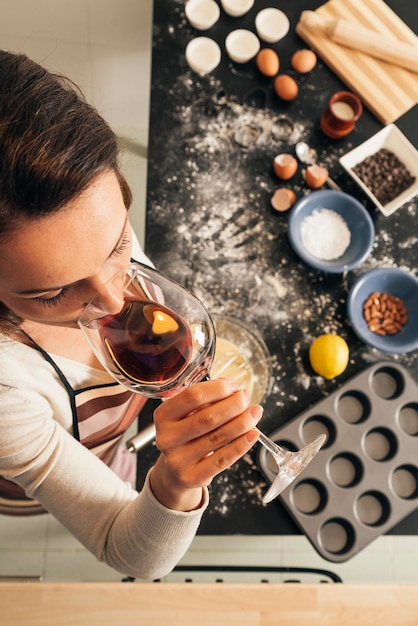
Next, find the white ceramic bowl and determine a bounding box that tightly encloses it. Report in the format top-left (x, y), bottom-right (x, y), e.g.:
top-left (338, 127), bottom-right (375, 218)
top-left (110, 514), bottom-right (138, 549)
top-left (220, 0), bottom-right (254, 17)
top-left (339, 124), bottom-right (418, 217)
top-left (225, 29), bottom-right (260, 63)
top-left (255, 8), bottom-right (290, 43)
top-left (185, 0), bottom-right (220, 31)
top-left (185, 37), bottom-right (221, 75)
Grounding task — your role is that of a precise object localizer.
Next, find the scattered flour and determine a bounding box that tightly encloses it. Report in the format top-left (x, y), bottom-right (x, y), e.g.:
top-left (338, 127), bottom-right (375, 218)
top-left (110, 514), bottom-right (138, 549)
top-left (300, 208), bottom-right (351, 260)
top-left (147, 18), bottom-right (418, 517)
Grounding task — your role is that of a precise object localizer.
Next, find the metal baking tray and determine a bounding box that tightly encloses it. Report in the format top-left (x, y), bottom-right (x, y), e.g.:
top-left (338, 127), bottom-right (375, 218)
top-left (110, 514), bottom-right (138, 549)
top-left (257, 361), bottom-right (418, 562)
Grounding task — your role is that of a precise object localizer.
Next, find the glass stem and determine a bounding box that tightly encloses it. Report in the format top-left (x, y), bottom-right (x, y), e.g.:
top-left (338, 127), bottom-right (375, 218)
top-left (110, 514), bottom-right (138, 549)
top-left (257, 430), bottom-right (288, 463)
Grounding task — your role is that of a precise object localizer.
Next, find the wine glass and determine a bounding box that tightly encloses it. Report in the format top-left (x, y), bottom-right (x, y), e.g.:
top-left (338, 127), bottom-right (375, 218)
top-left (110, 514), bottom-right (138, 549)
top-left (78, 262), bottom-right (325, 502)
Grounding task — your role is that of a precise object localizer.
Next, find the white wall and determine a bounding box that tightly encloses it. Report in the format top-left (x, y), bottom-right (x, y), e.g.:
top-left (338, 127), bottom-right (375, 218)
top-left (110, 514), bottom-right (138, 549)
top-left (0, 0), bottom-right (153, 129)
top-left (0, 0), bottom-right (153, 245)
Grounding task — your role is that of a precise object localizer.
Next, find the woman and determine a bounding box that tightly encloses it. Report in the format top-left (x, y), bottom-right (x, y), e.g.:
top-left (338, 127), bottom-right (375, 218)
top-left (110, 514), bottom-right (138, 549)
top-left (0, 51), bottom-right (263, 579)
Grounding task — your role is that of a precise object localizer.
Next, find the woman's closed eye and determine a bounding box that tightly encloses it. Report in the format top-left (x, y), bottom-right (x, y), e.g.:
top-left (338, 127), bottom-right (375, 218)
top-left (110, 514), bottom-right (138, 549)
top-left (112, 235), bottom-right (130, 256)
top-left (33, 286), bottom-right (70, 307)
top-left (32, 232), bottom-right (131, 307)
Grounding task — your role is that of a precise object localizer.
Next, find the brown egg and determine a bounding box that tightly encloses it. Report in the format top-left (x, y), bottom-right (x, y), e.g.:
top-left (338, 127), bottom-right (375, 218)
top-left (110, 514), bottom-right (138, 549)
top-left (273, 153), bottom-right (298, 180)
top-left (256, 48), bottom-right (280, 77)
top-left (271, 188), bottom-right (297, 212)
top-left (274, 74), bottom-right (298, 101)
top-left (291, 49), bottom-right (317, 73)
top-left (303, 164), bottom-right (329, 188)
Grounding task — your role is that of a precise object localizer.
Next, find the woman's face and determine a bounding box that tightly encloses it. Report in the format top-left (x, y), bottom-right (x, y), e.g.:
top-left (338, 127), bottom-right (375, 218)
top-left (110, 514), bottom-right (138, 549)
top-left (0, 171), bottom-right (133, 328)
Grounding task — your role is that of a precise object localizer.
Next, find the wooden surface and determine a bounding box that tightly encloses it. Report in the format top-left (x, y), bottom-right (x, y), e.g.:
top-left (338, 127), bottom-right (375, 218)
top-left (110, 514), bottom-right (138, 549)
top-left (2, 582), bottom-right (418, 625)
top-left (296, 0), bottom-right (418, 124)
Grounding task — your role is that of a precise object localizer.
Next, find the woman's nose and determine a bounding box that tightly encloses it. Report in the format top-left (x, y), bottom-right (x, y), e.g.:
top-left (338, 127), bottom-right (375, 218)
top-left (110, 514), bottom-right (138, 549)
top-left (83, 272), bottom-right (126, 316)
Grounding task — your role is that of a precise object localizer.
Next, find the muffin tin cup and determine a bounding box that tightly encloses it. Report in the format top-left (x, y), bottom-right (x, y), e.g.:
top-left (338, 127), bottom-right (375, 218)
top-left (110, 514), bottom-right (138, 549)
top-left (257, 362), bottom-right (418, 562)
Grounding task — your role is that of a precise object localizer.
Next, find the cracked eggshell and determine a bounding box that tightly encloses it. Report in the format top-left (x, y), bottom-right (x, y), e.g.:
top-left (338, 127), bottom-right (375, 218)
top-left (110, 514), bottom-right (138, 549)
top-left (271, 188), bottom-right (297, 212)
top-left (273, 153), bottom-right (298, 180)
top-left (304, 164), bottom-right (329, 188)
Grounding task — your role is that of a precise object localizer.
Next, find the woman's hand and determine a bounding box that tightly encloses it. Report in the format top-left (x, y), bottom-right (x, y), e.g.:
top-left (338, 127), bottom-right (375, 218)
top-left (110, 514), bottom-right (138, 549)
top-left (149, 379), bottom-right (263, 511)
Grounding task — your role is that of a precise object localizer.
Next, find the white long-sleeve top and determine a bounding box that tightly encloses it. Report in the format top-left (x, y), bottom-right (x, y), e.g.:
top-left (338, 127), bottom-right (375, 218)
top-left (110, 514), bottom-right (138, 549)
top-left (0, 238), bottom-right (208, 580)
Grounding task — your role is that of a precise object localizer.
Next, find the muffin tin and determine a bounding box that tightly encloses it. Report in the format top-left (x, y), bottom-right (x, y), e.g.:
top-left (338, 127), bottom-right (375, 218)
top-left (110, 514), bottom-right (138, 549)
top-left (257, 362), bottom-right (418, 562)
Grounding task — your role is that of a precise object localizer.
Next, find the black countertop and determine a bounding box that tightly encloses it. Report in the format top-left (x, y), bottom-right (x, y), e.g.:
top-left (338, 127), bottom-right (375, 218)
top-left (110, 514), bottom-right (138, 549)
top-left (139, 0), bottom-right (418, 537)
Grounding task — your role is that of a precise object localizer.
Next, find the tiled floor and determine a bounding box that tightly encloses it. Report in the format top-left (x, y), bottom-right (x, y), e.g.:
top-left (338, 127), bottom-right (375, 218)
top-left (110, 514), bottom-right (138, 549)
top-left (2, 504), bottom-right (418, 583)
top-left (1, 0), bottom-right (417, 585)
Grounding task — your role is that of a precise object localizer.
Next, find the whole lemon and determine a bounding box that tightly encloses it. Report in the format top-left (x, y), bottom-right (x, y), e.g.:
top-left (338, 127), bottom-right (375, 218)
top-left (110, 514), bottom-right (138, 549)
top-left (309, 334), bottom-right (349, 380)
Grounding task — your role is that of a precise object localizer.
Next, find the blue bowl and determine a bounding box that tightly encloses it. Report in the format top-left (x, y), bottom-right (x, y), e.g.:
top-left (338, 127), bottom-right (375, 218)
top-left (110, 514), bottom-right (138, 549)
top-left (347, 268), bottom-right (418, 354)
top-left (287, 190), bottom-right (375, 273)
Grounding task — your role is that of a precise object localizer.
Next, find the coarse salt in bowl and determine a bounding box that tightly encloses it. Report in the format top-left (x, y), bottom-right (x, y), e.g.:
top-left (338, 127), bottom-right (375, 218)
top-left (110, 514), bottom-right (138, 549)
top-left (287, 190), bottom-right (375, 273)
top-left (347, 267), bottom-right (418, 353)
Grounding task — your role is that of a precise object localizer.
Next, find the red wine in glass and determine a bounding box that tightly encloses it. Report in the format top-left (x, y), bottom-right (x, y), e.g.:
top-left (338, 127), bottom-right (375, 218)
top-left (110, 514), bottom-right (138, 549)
top-left (97, 298), bottom-right (193, 384)
top-left (79, 261), bottom-right (325, 500)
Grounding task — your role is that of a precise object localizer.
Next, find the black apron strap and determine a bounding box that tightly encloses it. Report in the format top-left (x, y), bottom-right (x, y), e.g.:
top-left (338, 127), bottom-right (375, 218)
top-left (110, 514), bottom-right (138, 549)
top-left (19, 330), bottom-right (80, 440)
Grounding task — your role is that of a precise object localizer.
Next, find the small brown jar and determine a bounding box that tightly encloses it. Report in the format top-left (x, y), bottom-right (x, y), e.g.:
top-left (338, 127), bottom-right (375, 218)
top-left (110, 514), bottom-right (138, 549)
top-left (320, 91), bottom-right (363, 139)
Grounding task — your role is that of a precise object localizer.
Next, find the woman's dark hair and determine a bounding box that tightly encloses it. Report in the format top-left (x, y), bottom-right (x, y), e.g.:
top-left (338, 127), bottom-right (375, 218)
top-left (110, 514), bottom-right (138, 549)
top-left (0, 50), bottom-right (132, 336)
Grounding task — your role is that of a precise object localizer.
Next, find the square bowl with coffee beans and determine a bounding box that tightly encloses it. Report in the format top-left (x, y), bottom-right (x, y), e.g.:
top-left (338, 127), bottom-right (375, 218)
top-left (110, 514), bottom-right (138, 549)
top-left (339, 124), bottom-right (418, 217)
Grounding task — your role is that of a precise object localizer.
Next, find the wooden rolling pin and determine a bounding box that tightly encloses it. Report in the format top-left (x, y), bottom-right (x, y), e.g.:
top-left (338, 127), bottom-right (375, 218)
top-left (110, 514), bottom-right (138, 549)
top-left (299, 10), bottom-right (418, 73)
